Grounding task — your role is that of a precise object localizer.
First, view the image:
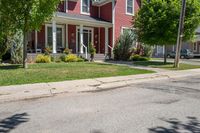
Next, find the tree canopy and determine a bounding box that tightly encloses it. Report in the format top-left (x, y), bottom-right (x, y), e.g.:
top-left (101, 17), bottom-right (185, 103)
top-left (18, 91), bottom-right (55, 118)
top-left (0, 0), bottom-right (60, 66)
top-left (134, 0), bottom-right (200, 46)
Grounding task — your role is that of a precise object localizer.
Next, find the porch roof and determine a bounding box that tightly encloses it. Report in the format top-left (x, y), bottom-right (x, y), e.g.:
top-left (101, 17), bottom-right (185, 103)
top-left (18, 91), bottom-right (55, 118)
top-left (54, 12), bottom-right (113, 28)
top-left (92, 0), bottom-right (112, 6)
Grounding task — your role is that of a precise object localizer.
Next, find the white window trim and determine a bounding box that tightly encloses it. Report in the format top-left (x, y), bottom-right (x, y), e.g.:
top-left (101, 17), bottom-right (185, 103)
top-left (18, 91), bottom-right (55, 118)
top-left (193, 42), bottom-right (198, 52)
top-left (45, 24), bottom-right (65, 48)
top-left (81, 0), bottom-right (90, 15)
top-left (126, 0), bottom-right (134, 16)
top-left (121, 26), bottom-right (135, 34)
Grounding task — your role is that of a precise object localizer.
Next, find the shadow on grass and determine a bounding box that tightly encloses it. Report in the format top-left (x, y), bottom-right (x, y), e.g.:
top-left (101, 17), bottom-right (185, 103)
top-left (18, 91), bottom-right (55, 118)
top-left (0, 113), bottom-right (29, 133)
top-left (149, 116), bottom-right (200, 133)
top-left (133, 61), bottom-right (173, 67)
top-left (0, 65), bottom-right (22, 70)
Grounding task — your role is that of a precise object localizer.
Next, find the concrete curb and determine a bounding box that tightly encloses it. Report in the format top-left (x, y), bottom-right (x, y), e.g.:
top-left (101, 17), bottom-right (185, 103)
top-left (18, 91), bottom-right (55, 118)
top-left (0, 69), bottom-right (200, 103)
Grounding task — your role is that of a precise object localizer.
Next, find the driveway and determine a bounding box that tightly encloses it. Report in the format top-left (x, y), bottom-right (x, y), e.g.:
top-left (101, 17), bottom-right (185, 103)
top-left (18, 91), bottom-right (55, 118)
top-left (0, 75), bottom-right (200, 133)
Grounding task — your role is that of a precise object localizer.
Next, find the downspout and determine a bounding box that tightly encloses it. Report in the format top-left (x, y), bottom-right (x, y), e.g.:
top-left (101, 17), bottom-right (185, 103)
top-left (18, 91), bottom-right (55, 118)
top-left (98, 6), bottom-right (101, 53)
top-left (112, 0), bottom-right (115, 47)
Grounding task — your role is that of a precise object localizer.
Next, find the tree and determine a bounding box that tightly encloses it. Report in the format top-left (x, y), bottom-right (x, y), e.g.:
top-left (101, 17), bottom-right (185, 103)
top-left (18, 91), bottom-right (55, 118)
top-left (0, 0), bottom-right (60, 68)
top-left (0, 0), bottom-right (19, 60)
top-left (134, 0), bottom-right (200, 64)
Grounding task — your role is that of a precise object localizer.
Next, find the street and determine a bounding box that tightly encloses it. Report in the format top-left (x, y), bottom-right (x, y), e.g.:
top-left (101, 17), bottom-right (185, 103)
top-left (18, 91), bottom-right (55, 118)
top-left (0, 75), bottom-right (200, 133)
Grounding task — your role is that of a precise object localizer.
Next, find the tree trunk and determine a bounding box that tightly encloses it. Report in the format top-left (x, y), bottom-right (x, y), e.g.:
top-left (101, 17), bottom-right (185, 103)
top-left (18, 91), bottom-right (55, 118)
top-left (23, 31), bottom-right (28, 68)
top-left (23, 12), bottom-right (28, 69)
top-left (164, 45), bottom-right (167, 64)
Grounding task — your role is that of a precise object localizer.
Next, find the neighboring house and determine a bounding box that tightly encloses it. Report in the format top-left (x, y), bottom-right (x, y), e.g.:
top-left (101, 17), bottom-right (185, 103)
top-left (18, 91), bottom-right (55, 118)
top-left (28, 0), bottom-right (140, 60)
top-left (154, 26), bottom-right (200, 57)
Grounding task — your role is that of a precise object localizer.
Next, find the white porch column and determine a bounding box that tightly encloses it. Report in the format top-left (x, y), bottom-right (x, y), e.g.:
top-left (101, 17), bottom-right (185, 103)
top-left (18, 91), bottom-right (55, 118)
top-left (35, 30), bottom-right (38, 53)
top-left (80, 24), bottom-right (84, 54)
top-left (52, 20), bottom-right (57, 54)
top-left (105, 27), bottom-right (109, 54)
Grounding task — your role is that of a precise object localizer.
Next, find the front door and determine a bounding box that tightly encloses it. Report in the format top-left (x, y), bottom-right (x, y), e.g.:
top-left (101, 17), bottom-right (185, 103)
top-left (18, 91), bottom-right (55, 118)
top-left (77, 28), bottom-right (93, 53)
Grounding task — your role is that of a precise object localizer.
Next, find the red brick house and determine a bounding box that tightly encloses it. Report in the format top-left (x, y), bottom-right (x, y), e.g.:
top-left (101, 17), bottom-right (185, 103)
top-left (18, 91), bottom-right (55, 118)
top-left (28, 0), bottom-right (140, 59)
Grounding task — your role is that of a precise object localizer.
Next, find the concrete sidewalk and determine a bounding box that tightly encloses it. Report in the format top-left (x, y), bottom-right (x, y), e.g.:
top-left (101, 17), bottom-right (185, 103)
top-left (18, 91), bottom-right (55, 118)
top-left (0, 69), bottom-right (200, 103)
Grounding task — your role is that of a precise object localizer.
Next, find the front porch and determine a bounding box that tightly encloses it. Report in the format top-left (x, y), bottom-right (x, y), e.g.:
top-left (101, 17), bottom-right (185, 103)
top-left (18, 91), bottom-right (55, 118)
top-left (28, 12), bottom-right (113, 60)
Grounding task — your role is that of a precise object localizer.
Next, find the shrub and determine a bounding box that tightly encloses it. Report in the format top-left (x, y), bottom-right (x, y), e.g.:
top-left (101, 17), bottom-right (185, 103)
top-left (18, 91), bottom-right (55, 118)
top-left (60, 54), bottom-right (66, 62)
top-left (130, 54), bottom-right (150, 61)
top-left (113, 31), bottom-right (136, 61)
top-left (89, 43), bottom-right (96, 61)
top-left (0, 38), bottom-right (9, 61)
top-left (10, 31), bottom-right (23, 64)
top-left (142, 44), bottom-right (154, 58)
top-left (36, 54), bottom-right (51, 63)
top-left (55, 58), bottom-right (62, 63)
top-left (63, 48), bottom-right (72, 55)
top-left (51, 55), bottom-right (62, 63)
top-left (89, 43), bottom-right (96, 55)
top-left (51, 56), bottom-right (55, 62)
top-left (133, 44), bottom-right (153, 58)
top-left (77, 57), bottom-right (84, 62)
top-left (64, 54), bottom-right (78, 62)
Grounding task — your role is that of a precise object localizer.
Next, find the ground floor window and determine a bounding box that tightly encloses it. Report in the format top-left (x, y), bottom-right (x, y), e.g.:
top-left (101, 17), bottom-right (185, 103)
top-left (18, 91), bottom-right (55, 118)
top-left (46, 24), bottom-right (64, 49)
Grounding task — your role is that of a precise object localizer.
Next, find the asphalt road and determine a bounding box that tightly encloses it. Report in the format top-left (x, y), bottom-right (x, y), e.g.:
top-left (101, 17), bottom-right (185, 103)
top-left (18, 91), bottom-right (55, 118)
top-left (0, 75), bottom-right (200, 133)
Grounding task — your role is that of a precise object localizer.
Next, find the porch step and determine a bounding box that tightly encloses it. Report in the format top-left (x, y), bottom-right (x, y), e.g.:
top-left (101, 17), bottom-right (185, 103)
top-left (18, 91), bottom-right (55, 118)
top-left (79, 53), bottom-right (107, 61)
top-left (94, 54), bottom-right (105, 61)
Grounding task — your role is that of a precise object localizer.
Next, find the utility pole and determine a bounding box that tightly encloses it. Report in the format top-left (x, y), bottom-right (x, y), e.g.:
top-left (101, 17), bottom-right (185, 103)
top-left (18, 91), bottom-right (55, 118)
top-left (174, 0), bottom-right (187, 68)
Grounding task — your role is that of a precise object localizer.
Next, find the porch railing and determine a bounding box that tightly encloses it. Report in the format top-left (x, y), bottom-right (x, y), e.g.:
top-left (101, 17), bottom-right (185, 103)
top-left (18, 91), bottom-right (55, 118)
top-left (108, 44), bottom-right (113, 51)
top-left (82, 43), bottom-right (88, 59)
top-left (105, 44), bottom-right (114, 59)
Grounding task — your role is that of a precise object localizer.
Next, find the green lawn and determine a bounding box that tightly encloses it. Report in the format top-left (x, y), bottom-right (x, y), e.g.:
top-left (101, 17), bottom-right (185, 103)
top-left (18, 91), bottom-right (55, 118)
top-left (0, 62), bottom-right (154, 86)
top-left (133, 61), bottom-right (200, 70)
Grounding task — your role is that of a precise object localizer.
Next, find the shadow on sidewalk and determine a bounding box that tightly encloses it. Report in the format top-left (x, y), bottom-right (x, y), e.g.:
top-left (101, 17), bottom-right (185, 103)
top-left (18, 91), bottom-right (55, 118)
top-left (149, 116), bottom-right (200, 133)
top-left (0, 113), bottom-right (29, 133)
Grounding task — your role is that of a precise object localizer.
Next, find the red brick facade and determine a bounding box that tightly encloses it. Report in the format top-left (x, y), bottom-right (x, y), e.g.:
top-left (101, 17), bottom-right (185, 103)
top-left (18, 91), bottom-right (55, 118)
top-left (32, 0), bottom-right (140, 54)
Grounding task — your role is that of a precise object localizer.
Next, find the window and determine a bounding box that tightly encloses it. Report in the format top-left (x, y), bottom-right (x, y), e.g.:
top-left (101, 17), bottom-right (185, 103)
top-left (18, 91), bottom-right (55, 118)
top-left (46, 25), bottom-right (64, 48)
top-left (194, 42), bottom-right (197, 52)
top-left (126, 0), bottom-right (134, 15)
top-left (81, 0), bottom-right (90, 14)
top-left (56, 28), bottom-right (63, 48)
top-left (47, 27), bottom-right (53, 47)
top-left (121, 27), bottom-right (135, 35)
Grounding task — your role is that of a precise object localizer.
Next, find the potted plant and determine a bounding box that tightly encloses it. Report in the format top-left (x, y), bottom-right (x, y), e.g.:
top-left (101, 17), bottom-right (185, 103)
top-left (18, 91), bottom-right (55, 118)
top-left (63, 48), bottom-right (72, 55)
top-left (44, 46), bottom-right (52, 55)
top-left (89, 43), bottom-right (96, 62)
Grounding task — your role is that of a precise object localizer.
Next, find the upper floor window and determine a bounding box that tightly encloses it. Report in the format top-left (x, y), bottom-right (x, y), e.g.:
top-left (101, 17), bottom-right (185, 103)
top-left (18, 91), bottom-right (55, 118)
top-left (81, 0), bottom-right (90, 14)
top-left (126, 0), bottom-right (134, 15)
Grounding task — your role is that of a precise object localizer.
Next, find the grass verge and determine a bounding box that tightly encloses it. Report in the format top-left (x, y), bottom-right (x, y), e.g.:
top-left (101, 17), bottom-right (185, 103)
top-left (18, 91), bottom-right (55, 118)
top-left (0, 62), bottom-right (154, 86)
top-left (133, 61), bottom-right (200, 70)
